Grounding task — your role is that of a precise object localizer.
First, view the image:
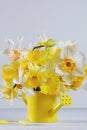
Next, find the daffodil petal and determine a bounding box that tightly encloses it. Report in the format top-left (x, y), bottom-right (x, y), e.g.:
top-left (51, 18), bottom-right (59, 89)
top-left (82, 78), bottom-right (87, 90)
top-left (62, 73), bottom-right (76, 84)
top-left (7, 39), bottom-right (14, 48)
top-left (56, 66), bottom-right (64, 76)
top-left (73, 51), bottom-right (86, 66)
top-left (18, 67), bottom-right (24, 79)
top-left (61, 44), bottom-right (76, 59)
top-left (16, 35), bottom-right (23, 50)
top-left (73, 66), bottom-right (84, 76)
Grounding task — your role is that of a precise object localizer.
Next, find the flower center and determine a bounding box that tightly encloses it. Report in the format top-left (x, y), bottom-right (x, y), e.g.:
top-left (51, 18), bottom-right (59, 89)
top-left (13, 84), bottom-right (22, 89)
top-left (60, 58), bottom-right (76, 72)
top-left (28, 75), bottom-right (41, 88)
top-left (66, 62), bottom-right (71, 67)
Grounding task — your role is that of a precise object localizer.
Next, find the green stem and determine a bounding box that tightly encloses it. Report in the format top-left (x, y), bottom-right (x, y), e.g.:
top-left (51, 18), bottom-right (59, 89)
top-left (33, 45), bottom-right (44, 50)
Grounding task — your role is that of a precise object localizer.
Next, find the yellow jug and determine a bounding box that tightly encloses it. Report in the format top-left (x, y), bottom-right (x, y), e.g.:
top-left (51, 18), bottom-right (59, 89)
top-left (19, 93), bottom-right (72, 124)
top-left (27, 93), bottom-right (58, 123)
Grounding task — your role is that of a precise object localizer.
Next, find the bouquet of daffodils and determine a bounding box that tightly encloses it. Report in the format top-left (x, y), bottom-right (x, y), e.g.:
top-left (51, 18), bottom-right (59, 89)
top-left (1, 36), bottom-right (87, 104)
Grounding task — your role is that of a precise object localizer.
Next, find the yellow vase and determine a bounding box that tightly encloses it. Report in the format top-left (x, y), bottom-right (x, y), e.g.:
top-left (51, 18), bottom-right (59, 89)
top-left (27, 93), bottom-right (58, 123)
top-left (19, 93), bottom-right (72, 124)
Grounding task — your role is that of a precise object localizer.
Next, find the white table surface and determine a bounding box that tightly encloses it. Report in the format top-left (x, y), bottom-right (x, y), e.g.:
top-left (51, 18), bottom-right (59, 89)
top-left (0, 121), bottom-right (87, 130)
top-left (0, 108), bottom-right (87, 130)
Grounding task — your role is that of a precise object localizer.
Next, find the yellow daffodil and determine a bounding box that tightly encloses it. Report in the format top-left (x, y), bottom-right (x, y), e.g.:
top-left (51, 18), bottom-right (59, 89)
top-left (27, 48), bottom-right (52, 66)
top-left (24, 63), bottom-right (43, 88)
top-left (27, 49), bottom-right (43, 65)
top-left (2, 87), bottom-right (18, 100)
top-left (2, 61), bottom-right (19, 86)
top-left (40, 72), bottom-right (61, 96)
top-left (35, 37), bottom-right (56, 48)
top-left (2, 62), bottom-right (19, 78)
top-left (26, 72), bottom-right (42, 88)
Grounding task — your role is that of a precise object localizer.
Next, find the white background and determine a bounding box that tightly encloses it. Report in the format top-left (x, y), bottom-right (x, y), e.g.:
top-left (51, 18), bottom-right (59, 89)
top-left (0, 0), bottom-right (87, 108)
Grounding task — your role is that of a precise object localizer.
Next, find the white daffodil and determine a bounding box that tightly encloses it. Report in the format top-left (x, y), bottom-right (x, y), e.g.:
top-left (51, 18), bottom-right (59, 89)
top-left (13, 66), bottom-right (35, 100)
top-left (55, 41), bottom-right (86, 85)
top-left (13, 67), bottom-right (26, 89)
top-left (2, 35), bottom-right (23, 61)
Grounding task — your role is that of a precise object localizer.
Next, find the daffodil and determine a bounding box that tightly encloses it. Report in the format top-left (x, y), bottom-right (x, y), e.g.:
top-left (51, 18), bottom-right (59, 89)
top-left (27, 49), bottom-right (43, 66)
top-left (27, 48), bottom-right (52, 66)
top-left (2, 61), bottom-right (19, 87)
top-left (54, 41), bottom-right (86, 85)
top-left (40, 72), bottom-right (61, 96)
top-left (25, 70), bottom-right (42, 88)
top-left (2, 35), bottom-right (24, 61)
top-left (13, 67), bottom-right (27, 90)
top-left (24, 63), bottom-right (43, 88)
top-left (2, 87), bottom-right (18, 100)
top-left (12, 67), bottom-right (29, 104)
top-left (34, 36), bottom-right (56, 49)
